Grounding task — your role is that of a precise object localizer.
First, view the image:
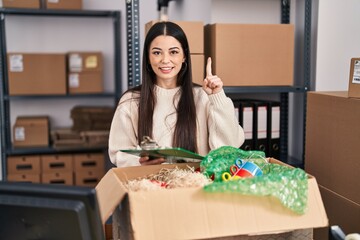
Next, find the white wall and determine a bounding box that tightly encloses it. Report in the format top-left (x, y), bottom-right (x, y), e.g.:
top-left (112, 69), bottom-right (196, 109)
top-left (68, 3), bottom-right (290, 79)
top-left (315, 0), bottom-right (360, 91)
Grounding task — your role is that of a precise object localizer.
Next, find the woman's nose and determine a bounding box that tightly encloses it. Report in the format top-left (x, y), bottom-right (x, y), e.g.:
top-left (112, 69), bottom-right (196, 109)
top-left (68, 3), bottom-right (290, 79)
top-left (161, 53), bottom-right (170, 63)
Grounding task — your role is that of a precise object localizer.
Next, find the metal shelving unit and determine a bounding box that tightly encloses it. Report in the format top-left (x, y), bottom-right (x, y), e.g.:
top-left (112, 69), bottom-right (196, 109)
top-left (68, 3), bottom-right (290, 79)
top-left (124, 0), bottom-right (312, 166)
top-left (0, 8), bottom-right (122, 179)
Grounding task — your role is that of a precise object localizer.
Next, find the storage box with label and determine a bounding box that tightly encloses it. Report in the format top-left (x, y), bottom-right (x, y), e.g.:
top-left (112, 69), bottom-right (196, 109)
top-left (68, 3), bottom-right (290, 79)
top-left (75, 169), bottom-right (104, 187)
top-left (2, 0), bottom-right (40, 9)
top-left (13, 116), bottom-right (50, 148)
top-left (348, 58), bottom-right (360, 98)
top-left (7, 53), bottom-right (67, 95)
top-left (145, 20), bottom-right (204, 54)
top-left (45, 0), bottom-right (82, 10)
top-left (67, 52), bottom-right (103, 94)
top-left (204, 24), bottom-right (294, 86)
top-left (96, 159), bottom-right (328, 240)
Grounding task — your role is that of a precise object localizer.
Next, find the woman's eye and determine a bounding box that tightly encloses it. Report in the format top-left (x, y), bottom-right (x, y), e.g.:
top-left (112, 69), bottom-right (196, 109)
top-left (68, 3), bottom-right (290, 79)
top-left (170, 50), bottom-right (179, 55)
top-left (152, 51), bottom-right (161, 55)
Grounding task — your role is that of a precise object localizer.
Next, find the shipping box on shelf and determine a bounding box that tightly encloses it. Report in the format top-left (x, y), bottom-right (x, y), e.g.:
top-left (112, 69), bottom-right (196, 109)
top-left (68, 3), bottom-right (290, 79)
top-left (2, 0), bottom-right (40, 9)
top-left (13, 116), bottom-right (50, 148)
top-left (204, 24), bottom-right (294, 86)
top-left (96, 159), bottom-right (328, 240)
top-left (67, 52), bottom-right (104, 94)
top-left (348, 58), bottom-right (360, 98)
top-left (7, 53), bottom-right (67, 95)
top-left (45, 0), bottom-right (82, 10)
top-left (7, 155), bottom-right (41, 174)
top-left (41, 171), bottom-right (74, 185)
top-left (145, 20), bottom-right (204, 54)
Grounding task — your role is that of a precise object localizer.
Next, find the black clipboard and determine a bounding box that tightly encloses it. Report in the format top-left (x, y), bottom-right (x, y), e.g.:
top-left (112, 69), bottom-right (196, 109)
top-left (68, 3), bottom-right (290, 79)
top-left (120, 148), bottom-right (204, 161)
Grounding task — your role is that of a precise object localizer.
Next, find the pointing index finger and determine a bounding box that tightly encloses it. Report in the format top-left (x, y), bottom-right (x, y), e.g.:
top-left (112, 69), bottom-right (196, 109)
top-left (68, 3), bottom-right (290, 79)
top-left (206, 57), bottom-right (213, 77)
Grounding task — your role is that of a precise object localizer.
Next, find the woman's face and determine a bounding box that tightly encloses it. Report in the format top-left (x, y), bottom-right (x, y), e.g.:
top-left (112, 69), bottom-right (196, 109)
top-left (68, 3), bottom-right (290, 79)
top-left (149, 35), bottom-right (185, 88)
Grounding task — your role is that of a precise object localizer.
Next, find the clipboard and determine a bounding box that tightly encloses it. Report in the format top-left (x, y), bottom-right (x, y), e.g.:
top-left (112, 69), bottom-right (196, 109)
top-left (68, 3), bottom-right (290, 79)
top-left (120, 148), bottom-right (204, 161)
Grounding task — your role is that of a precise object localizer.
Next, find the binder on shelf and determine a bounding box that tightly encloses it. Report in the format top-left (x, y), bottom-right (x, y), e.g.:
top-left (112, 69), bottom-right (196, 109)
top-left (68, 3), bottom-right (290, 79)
top-left (267, 101), bottom-right (281, 159)
top-left (252, 101), bottom-right (268, 155)
top-left (238, 101), bottom-right (254, 151)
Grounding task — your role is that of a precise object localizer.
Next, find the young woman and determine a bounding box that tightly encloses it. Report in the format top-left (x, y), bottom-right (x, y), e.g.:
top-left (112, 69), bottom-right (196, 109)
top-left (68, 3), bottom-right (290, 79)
top-left (108, 21), bottom-right (244, 167)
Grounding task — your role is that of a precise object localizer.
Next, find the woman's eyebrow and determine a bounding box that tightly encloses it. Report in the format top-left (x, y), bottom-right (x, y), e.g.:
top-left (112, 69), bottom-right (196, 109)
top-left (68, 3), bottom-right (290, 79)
top-left (151, 47), bottom-right (162, 51)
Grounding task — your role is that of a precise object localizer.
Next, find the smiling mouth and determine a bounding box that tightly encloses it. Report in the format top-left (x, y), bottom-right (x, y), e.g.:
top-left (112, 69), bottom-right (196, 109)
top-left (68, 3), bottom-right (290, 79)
top-left (159, 67), bottom-right (174, 73)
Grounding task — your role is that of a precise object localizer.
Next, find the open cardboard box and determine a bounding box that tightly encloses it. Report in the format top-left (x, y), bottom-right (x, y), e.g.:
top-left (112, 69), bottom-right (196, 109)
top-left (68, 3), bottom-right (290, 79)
top-left (96, 158), bottom-right (328, 240)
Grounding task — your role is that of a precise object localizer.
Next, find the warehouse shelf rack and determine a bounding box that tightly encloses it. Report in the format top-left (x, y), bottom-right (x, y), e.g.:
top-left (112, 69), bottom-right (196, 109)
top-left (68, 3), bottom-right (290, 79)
top-left (124, 0), bottom-right (312, 166)
top-left (0, 8), bottom-right (122, 179)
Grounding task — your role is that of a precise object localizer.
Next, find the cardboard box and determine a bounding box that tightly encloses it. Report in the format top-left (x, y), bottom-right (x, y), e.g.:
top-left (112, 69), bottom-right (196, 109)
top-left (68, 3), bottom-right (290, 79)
top-left (305, 91), bottom-right (360, 204)
top-left (67, 52), bottom-right (103, 73)
top-left (95, 159), bottom-right (328, 240)
top-left (7, 53), bottom-right (67, 95)
top-left (2, 0), bottom-right (40, 9)
top-left (191, 54), bottom-right (205, 85)
top-left (13, 116), bottom-right (50, 148)
top-left (7, 173), bottom-right (41, 183)
top-left (68, 72), bottom-right (103, 94)
top-left (204, 24), bottom-right (294, 86)
top-left (45, 0), bottom-right (82, 10)
top-left (314, 185), bottom-right (360, 240)
top-left (145, 20), bottom-right (204, 54)
top-left (75, 169), bottom-right (104, 187)
top-left (41, 171), bottom-right (73, 185)
top-left (348, 58), bottom-right (360, 98)
top-left (41, 154), bottom-right (73, 173)
top-left (73, 153), bottom-right (105, 172)
top-left (7, 155), bottom-right (41, 174)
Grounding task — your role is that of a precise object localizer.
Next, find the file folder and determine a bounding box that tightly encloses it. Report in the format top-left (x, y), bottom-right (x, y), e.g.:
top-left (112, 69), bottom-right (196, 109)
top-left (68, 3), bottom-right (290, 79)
top-left (267, 101), bottom-right (281, 159)
top-left (252, 101), bottom-right (268, 155)
top-left (238, 101), bottom-right (254, 151)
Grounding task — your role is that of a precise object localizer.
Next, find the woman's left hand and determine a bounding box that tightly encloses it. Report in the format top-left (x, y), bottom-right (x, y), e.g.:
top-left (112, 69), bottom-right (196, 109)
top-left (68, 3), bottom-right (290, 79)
top-left (202, 57), bottom-right (223, 95)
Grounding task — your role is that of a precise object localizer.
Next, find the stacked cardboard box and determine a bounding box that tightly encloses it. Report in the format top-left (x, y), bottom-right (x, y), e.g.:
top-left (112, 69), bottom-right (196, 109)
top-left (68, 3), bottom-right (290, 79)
top-left (7, 155), bottom-right (41, 183)
top-left (145, 21), bottom-right (205, 85)
top-left (70, 106), bottom-right (113, 131)
top-left (73, 153), bottom-right (105, 187)
top-left (67, 52), bottom-right (104, 94)
top-left (13, 116), bottom-right (50, 148)
top-left (2, 0), bottom-right (82, 10)
top-left (7, 53), bottom-right (67, 95)
top-left (41, 154), bottom-right (74, 185)
top-left (7, 152), bottom-right (106, 187)
top-left (305, 91), bottom-right (360, 239)
top-left (204, 24), bottom-right (294, 86)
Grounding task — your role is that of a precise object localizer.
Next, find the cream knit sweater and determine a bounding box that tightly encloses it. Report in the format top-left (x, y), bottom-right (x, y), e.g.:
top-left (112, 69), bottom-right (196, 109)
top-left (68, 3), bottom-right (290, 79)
top-left (108, 85), bottom-right (245, 167)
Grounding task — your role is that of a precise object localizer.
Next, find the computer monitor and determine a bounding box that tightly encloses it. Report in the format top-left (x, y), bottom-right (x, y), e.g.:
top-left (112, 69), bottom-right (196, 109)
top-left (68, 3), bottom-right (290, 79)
top-left (0, 182), bottom-right (105, 240)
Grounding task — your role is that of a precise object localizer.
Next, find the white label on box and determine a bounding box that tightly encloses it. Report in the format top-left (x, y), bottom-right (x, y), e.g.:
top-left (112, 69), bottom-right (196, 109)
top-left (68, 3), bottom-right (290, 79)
top-left (69, 73), bottom-right (80, 88)
top-left (69, 54), bottom-right (82, 72)
top-left (14, 127), bottom-right (25, 141)
top-left (352, 60), bottom-right (360, 84)
top-left (48, 0), bottom-right (60, 3)
top-left (9, 54), bottom-right (24, 72)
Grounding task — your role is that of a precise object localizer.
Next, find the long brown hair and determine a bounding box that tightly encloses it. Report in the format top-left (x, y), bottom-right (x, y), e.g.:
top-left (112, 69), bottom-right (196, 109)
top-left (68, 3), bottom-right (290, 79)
top-left (127, 21), bottom-right (198, 152)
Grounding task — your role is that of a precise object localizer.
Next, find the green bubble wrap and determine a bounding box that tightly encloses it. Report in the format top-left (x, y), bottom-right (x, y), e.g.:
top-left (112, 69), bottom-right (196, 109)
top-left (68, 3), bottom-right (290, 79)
top-left (201, 146), bottom-right (308, 215)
